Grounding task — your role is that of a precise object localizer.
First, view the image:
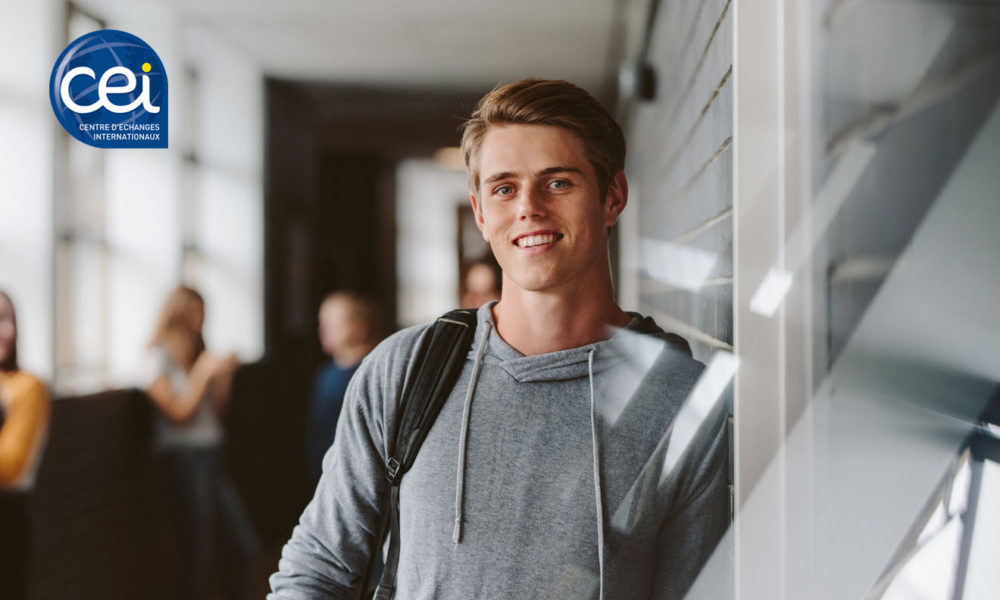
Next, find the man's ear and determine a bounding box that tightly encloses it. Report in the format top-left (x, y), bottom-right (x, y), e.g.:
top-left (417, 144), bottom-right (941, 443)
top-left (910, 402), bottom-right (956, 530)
top-left (603, 171), bottom-right (628, 227)
top-left (470, 193), bottom-right (489, 242)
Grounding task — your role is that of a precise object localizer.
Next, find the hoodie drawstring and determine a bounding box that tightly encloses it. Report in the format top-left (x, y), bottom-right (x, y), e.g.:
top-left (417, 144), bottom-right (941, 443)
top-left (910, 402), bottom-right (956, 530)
top-left (454, 321), bottom-right (492, 543)
top-left (452, 332), bottom-right (607, 600)
top-left (589, 348), bottom-right (606, 600)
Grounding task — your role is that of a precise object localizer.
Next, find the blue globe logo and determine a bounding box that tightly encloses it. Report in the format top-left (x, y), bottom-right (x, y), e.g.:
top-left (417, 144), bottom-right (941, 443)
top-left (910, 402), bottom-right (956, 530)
top-left (50, 29), bottom-right (168, 149)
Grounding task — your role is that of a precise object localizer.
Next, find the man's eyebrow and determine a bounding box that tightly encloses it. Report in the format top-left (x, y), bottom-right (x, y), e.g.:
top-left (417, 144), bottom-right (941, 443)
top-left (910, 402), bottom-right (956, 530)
top-left (483, 166), bottom-right (583, 185)
top-left (536, 166), bottom-right (583, 177)
top-left (483, 171), bottom-right (517, 185)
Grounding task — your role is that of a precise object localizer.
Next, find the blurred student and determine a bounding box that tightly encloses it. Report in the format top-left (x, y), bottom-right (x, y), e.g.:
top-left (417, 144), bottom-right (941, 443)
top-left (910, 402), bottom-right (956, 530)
top-left (0, 290), bottom-right (50, 600)
top-left (307, 292), bottom-right (384, 489)
top-left (459, 256), bottom-right (502, 309)
top-left (143, 285), bottom-right (258, 600)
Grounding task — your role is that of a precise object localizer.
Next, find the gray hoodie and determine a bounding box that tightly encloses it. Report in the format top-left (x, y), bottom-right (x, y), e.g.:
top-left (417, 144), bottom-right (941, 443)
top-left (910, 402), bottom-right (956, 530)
top-left (269, 302), bottom-right (729, 600)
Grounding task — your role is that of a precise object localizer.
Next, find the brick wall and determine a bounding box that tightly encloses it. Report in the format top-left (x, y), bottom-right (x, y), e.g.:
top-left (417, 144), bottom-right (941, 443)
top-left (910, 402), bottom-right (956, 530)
top-left (624, 0), bottom-right (734, 362)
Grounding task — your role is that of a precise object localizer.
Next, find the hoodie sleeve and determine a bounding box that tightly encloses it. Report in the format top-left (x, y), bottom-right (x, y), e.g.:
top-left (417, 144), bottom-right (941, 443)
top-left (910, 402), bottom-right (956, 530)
top-left (649, 402), bottom-right (730, 600)
top-left (268, 326), bottom-right (426, 600)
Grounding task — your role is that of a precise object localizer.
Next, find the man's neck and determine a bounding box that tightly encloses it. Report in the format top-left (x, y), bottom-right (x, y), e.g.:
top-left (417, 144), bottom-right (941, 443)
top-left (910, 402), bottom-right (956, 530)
top-left (491, 282), bottom-right (630, 356)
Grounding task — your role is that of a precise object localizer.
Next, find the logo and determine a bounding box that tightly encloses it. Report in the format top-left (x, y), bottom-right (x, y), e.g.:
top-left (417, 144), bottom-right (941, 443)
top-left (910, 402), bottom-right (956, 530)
top-left (50, 30), bottom-right (167, 148)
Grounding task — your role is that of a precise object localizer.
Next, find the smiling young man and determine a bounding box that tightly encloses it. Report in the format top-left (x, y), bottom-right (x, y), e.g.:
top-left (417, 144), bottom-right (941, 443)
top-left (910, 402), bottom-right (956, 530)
top-left (269, 79), bottom-right (729, 600)
top-left (469, 121), bottom-right (631, 356)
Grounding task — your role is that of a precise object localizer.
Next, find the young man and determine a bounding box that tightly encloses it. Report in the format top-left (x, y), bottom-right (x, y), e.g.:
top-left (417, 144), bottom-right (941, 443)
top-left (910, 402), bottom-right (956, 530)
top-left (269, 79), bottom-right (729, 600)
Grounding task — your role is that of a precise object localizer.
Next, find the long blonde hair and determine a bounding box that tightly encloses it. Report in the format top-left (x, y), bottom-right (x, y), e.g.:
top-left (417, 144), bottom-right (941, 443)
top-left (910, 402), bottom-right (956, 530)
top-left (149, 285), bottom-right (205, 371)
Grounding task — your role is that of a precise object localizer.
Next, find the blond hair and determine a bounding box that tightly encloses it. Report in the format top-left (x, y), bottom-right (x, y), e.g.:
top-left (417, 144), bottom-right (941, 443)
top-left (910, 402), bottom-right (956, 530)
top-left (460, 78), bottom-right (626, 197)
top-left (149, 285), bottom-right (205, 370)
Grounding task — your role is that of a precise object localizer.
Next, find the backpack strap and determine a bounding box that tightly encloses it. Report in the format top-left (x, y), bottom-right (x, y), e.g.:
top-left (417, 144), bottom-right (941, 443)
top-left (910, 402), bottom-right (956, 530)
top-left (373, 308), bottom-right (477, 600)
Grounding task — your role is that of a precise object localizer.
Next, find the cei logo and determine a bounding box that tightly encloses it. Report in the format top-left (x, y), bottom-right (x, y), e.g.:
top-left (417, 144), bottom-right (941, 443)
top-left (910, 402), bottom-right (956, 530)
top-left (50, 30), bottom-right (168, 148)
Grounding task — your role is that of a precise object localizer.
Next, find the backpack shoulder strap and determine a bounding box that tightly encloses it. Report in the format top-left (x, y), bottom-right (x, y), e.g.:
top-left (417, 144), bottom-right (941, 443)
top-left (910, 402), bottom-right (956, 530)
top-left (385, 308), bottom-right (477, 484)
top-left (373, 308), bottom-right (477, 600)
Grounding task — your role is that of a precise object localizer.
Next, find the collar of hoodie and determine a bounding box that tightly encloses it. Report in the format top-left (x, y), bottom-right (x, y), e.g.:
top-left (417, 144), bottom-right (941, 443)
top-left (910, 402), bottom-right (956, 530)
top-left (468, 301), bottom-right (645, 383)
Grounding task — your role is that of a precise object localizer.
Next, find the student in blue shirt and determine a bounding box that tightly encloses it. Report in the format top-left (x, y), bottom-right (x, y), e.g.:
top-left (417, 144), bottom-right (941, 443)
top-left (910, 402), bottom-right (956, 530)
top-left (307, 291), bottom-right (385, 488)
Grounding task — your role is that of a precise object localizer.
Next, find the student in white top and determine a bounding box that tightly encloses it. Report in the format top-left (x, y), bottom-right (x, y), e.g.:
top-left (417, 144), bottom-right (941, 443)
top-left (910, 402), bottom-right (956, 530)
top-left (143, 285), bottom-right (259, 600)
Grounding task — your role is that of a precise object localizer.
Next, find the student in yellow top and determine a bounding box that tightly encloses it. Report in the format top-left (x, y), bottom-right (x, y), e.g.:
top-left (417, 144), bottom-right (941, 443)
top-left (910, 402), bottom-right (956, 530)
top-left (0, 289), bottom-right (51, 600)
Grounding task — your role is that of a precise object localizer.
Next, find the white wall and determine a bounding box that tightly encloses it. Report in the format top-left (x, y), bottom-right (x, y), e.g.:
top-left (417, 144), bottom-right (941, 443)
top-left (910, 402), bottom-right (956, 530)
top-left (101, 7), bottom-right (264, 385)
top-left (90, 2), bottom-right (183, 387)
top-left (181, 24), bottom-right (264, 365)
top-left (0, 0), bottom-right (59, 379)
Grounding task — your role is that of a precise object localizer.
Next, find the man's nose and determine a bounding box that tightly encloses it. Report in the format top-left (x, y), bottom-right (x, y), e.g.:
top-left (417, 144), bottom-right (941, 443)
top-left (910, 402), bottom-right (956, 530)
top-left (517, 186), bottom-right (545, 220)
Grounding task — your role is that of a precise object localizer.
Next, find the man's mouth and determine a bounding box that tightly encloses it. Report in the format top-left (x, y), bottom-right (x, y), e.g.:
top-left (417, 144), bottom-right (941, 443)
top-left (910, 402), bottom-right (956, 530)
top-left (514, 232), bottom-right (563, 248)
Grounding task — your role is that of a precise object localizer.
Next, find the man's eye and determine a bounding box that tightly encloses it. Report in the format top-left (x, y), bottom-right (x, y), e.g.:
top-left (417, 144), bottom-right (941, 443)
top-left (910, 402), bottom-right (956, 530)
top-left (495, 185), bottom-right (514, 196)
top-left (548, 180), bottom-right (570, 189)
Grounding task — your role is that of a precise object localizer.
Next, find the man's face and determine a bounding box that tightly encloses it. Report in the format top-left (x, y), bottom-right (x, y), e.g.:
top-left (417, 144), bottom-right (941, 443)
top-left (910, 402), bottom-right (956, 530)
top-left (319, 300), bottom-right (364, 357)
top-left (470, 124), bottom-right (626, 294)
